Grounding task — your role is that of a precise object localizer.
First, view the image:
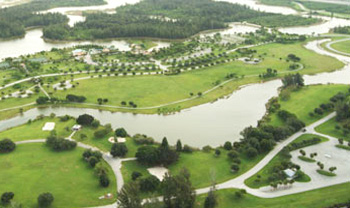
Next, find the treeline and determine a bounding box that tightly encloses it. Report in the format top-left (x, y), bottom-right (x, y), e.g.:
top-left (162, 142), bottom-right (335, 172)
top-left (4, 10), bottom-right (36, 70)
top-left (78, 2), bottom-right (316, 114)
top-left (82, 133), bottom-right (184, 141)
top-left (43, 0), bottom-right (318, 40)
top-left (0, 0), bottom-right (106, 38)
top-left (334, 26), bottom-right (350, 34)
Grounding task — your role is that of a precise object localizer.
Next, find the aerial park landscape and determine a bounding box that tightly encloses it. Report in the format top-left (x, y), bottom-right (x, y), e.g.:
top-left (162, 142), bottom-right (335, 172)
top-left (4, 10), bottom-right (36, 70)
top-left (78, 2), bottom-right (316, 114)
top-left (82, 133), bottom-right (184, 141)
top-left (0, 0), bottom-right (350, 207)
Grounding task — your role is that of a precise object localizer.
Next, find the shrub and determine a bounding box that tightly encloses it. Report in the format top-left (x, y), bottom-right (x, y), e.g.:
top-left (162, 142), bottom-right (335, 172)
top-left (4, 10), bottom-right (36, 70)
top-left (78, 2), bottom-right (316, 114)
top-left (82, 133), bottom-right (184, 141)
top-left (1, 192), bottom-right (14, 204)
top-left (115, 128), bottom-right (128, 137)
top-left (183, 145), bottom-right (193, 153)
top-left (99, 174), bottom-right (110, 187)
top-left (38, 193), bottom-right (54, 208)
top-left (223, 141), bottom-right (233, 150)
top-left (139, 175), bottom-right (160, 192)
top-left (246, 147), bottom-right (258, 158)
top-left (88, 156), bottom-right (99, 168)
top-left (110, 143), bottom-right (128, 157)
top-left (94, 128), bottom-right (109, 139)
top-left (131, 171), bottom-right (142, 181)
top-left (66, 94), bottom-right (86, 103)
top-left (0, 139), bottom-right (16, 153)
top-left (132, 134), bottom-right (154, 145)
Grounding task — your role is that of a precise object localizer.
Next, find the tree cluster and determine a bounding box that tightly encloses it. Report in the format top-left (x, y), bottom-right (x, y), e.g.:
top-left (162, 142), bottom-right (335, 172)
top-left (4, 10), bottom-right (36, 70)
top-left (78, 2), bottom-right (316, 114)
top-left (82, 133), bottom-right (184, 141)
top-left (135, 137), bottom-right (178, 166)
top-left (45, 135), bottom-right (77, 151)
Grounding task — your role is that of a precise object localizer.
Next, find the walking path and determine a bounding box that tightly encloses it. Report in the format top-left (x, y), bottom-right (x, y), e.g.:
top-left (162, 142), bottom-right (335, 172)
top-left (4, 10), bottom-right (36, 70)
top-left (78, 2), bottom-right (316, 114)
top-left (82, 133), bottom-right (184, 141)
top-left (325, 37), bottom-right (350, 57)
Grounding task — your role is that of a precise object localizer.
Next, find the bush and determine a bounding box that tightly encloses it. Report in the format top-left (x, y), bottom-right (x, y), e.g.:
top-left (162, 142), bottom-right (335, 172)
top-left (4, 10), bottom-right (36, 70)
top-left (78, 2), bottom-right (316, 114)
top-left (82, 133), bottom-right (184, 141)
top-left (246, 147), bottom-right (258, 158)
top-left (99, 174), bottom-right (110, 187)
top-left (183, 145), bottom-right (193, 153)
top-left (38, 193), bottom-right (54, 208)
top-left (139, 175), bottom-right (160, 192)
top-left (223, 141), bottom-right (232, 150)
top-left (131, 171), bottom-right (142, 181)
top-left (0, 139), bottom-right (16, 153)
top-left (91, 120), bottom-right (100, 128)
top-left (132, 134), bottom-right (154, 145)
top-left (82, 149), bottom-right (102, 161)
top-left (1, 192), bottom-right (14, 204)
top-left (202, 145), bottom-right (212, 152)
top-left (66, 94), bottom-right (86, 103)
top-left (94, 128), bottom-right (110, 139)
top-left (110, 143), bottom-right (128, 157)
top-left (88, 156), bottom-right (99, 168)
top-left (115, 128), bottom-right (128, 137)
top-left (76, 114), bottom-right (94, 126)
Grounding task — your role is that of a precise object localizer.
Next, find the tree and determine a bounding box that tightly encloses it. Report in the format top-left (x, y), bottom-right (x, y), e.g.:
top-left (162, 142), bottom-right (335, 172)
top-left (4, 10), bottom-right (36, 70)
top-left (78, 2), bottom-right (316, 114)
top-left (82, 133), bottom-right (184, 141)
top-left (111, 143), bottom-right (128, 157)
top-left (38, 193), bottom-right (54, 208)
top-left (0, 139), bottom-right (16, 153)
top-left (215, 149), bottom-right (221, 157)
top-left (204, 188), bottom-right (217, 208)
top-left (231, 164), bottom-right (240, 172)
top-left (76, 114), bottom-right (94, 126)
top-left (117, 182), bottom-right (142, 208)
top-left (139, 175), bottom-right (160, 192)
top-left (36, 96), bottom-right (49, 104)
top-left (115, 128), bottom-right (128, 137)
top-left (329, 167), bottom-right (337, 173)
top-left (136, 146), bottom-right (160, 166)
top-left (176, 140), bottom-right (182, 152)
top-left (299, 149), bottom-right (306, 156)
top-left (1, 192), bottom-right (14, 204)
top-left (162, 169), bottom-right (196, 208)
top-left (88, 156), bottom-right (99, 168)
top-left (99, 174), bottom-right (110, 187)
top-left (223, 141), bottom-right (232, 150)
top-left (246, 147), bottom-right (258, 158)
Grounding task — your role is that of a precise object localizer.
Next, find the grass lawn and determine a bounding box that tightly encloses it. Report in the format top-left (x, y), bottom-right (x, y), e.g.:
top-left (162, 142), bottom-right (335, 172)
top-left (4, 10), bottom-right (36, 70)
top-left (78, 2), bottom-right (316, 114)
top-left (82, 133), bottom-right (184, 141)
top-left (72, 126), bottom-right (142, 157)
top-left (316, 118), bottom-right (350, 141)
top-left (121, 149), bottom-right (265, 189)
top-left (0, 117), bottom-right (75, 142)
top-left (330, 40), bottom-right (350, 54)
top-left (317, 169), bottom-right (336, 177)
top-left (0, 143), bottom-right (116, 208)
top-left (298, 155), bottom-right (316, 163)
top-left (268, 84), bottom-right (349, 126)
top-left (245, 134), bottom-right (328, 188)
top-left (335, 144), bottom-right (350, 151)
top-left (195, 182), bottom-right (350, 208)
top-left (49, 42), bottom-right (343, 114)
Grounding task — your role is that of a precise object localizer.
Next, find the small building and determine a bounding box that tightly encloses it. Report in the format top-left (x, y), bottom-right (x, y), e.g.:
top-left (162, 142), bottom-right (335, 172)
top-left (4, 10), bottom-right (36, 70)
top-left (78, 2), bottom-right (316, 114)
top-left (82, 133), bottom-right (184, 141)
top-left (102, 48), bottom-right (110, 53)
top-left (72, 49), bottom-right (86, 57)
top-left (283, 169), bottom-right (296, 179)
top-left (72, 124), bottom-right (82, 131)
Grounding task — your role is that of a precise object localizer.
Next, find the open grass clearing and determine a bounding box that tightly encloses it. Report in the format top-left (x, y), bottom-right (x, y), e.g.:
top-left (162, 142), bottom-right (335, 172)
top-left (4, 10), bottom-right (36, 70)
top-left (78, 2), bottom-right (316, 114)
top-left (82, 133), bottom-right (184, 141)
top-left (121, 148), bottom-right (265, 189)
top-left (0, 143), bottom-right (116, 208)
top-left (268, 84), bottom-right (349, 126)
top-left (0, 116), bottom-right (75, 142)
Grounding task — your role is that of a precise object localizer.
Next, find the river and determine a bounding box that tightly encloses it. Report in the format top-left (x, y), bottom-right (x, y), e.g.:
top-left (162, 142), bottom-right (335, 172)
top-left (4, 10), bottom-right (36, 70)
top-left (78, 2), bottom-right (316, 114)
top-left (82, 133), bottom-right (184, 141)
top-left (0, 0), bottom-right (350, 147)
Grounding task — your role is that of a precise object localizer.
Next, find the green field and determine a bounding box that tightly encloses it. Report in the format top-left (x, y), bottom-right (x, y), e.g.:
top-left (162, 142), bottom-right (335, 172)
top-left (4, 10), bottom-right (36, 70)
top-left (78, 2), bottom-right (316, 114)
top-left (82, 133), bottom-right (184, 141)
top-left (121, 148), bottom-right (266, 189)
top-left (0, 143), bottom-right (116, 208)
top-left (195, 182), bottom-right (350, 208)
top-left (0, 117), bottom-right (75, 142)
top-left (268, 84), bottom-right (349, 126)
top-left (245, 134), bottom-right (328, 188)
top-left (316, 117), bottom-right (350, 141)
top-left (330, 40), bottom-right (350, 54)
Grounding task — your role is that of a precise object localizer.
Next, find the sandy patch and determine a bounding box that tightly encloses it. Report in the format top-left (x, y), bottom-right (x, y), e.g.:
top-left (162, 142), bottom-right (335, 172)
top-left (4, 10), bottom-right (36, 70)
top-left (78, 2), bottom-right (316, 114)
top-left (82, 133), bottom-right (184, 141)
top-left (147, 166), bottom-right (169, 181)
top-left (42, 122), bottom-right (55, 131)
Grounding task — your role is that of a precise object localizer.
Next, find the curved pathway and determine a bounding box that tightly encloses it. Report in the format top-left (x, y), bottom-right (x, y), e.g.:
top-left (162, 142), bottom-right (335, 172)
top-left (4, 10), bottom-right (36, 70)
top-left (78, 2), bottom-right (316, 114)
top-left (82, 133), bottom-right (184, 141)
top-left (325, 37), bottom-right (350, 57)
